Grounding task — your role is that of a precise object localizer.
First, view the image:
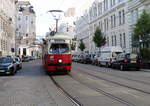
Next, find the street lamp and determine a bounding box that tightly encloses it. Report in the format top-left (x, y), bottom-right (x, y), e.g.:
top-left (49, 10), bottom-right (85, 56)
top-left (47, 10), bottom-right (64, 33)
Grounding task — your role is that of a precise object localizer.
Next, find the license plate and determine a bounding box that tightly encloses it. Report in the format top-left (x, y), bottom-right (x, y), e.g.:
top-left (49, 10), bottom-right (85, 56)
top-left (131, 61), bottom-right (136, 63)
top-left (0, 70), bottom-right (5, 72)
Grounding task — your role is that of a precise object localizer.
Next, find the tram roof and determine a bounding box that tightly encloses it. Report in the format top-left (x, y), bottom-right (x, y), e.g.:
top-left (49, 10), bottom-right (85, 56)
top-left (46, 34), bottom-right (72, 40)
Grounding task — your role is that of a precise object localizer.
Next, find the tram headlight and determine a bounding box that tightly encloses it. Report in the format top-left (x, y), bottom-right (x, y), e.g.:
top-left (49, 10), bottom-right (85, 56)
top-left (58, 59), bottom-right (62, 63)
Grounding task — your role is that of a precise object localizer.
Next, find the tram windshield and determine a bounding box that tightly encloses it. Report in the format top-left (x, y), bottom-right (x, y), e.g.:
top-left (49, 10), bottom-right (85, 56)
top-left (49, 43), bottom-right (69, 54)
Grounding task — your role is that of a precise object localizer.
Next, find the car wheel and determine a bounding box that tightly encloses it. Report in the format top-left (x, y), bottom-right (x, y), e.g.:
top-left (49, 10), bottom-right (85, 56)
top-left (120, 64), bottom-right (125, 71)
top-left (99, 62), bottom-right (101, 67)
top-left (106, 63), bottom-right (109, 68)
top-left (112, 64), bottom-right (115, 69)
top-left (136, 68), bottom-right (140, 71)
top-left (10, 69), bottom-right (15, 75)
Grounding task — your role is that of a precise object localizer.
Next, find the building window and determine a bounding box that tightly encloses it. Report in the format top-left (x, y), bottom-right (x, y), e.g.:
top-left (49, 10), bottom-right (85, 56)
top-left (104, 0), bottom-right (108, 10)
top-left (107, 37), bottom-right (109, 46)
top-left (99, 21), bottom-right (101, 28)
top-left (122, 10), bottom-right (125, 24)
top-left (120, 34), bottom-right (122, 47)
top-left (114, 14), bottom-right (116, 27)
top-left (19, 48), bottom-right (20, 55)
top-left (106, 18), bottom-right (109, 30)
top-left (112, 36), bottom-right (114, 46)
top-left (26, 40), bottom-right (28, 44)
top-left (119, 11), bottom-right (121, 25)
top-left (101, 21), bottom-right (103, 31)
top-left (110, 0), bottom-right (113, 7)
top-left (104, 19), bottom-right (106, 31)
top-left (111, 16), bottom-right (113, 28)
top-left (123, 33), bottom-right (126, 48)
top-left (114, 35), bottom-right (117, 46)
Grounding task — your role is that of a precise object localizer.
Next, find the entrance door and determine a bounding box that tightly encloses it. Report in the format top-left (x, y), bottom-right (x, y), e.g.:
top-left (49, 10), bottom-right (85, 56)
top-left (23, 48), bottom-right (26, 56)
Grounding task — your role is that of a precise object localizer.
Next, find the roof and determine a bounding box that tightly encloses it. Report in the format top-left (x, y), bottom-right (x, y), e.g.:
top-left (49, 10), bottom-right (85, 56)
top-left (47, 34), bottom-right (72, 40)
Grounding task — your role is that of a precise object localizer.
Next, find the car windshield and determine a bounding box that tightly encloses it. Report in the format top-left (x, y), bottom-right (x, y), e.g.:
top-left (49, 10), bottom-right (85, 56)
top-left (112, 52), bottom-right (122, 57)
top-left (49, 43), bottom-right (69, 54)
top-left (127, 54), bottom-right (137, 59)
top-left (0, 57), bottom-right (13, 63)
top-left (15, 58), bottom-right (19, 62)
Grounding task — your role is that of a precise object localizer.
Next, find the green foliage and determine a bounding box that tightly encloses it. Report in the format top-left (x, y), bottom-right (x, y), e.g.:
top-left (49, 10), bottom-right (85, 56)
top-left (140, 48), bottom-right (150, 61)
top-left (133, 10), bottom-right (150, 40)
top-left (132, 10), bottom-right (150, 61)
top-left (78, 39), bottom-right (85, 51)
top-left (93, 28), bottom-right (106, 48)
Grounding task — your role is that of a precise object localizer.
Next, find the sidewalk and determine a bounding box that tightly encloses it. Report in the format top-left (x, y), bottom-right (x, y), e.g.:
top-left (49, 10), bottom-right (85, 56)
top-left (141, 68), bottom-right (150, 72)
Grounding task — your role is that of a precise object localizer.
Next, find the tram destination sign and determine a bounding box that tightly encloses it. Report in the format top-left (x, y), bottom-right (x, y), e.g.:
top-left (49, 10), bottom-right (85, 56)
top-left (50, 39), bottom-right (66, 43)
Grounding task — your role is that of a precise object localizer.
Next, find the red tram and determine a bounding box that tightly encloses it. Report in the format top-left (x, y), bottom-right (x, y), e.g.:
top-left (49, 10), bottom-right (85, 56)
top-left (42, 34), bottom-right (72, 73)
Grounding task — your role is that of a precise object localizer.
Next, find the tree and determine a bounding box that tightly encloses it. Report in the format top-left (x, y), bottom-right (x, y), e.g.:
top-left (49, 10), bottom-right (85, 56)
top-left (78, 39), bottom-right (85, 52)
top-left (133, 10), bottom-right (150, 45)
top-left (93, 28), bottom-right (106, 51)
top-left (132, 10), bottom-right (150, 60)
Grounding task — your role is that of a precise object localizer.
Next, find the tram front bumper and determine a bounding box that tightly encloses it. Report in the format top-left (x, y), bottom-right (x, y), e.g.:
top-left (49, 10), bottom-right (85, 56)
top-left (47, 63), bottom-right (71, 71)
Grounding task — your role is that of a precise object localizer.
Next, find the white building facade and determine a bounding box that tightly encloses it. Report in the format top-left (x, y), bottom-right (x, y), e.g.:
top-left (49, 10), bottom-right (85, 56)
top-left (16, 1), bottom-right (36, 57)
top-left (75, 0), bottom-right (150, 53)
top-left (75, 10), bottom-right (90, 53)
top-left (0, 0), bottom-right (17, 56)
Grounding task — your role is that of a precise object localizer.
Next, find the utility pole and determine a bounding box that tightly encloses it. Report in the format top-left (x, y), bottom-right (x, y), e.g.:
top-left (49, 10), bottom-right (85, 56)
top-left (47, 10), bottom-right (64, 34)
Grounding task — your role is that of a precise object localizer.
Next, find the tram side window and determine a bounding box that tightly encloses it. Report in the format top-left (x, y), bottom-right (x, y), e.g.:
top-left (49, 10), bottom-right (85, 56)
top-left (49, 44), bottom-right (69, 54)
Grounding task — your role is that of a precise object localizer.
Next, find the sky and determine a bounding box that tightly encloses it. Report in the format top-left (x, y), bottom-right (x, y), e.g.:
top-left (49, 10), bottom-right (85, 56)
top-left (20, 0), bottom-right (95, 38)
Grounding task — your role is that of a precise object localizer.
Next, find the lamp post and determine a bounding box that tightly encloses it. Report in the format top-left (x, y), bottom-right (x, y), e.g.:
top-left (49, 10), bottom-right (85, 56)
top-left (139, 39), bottom-right (142, 56)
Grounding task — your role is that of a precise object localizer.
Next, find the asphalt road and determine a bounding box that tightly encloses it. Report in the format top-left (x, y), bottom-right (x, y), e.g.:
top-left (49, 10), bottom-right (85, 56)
top-left (0, 60), bottom-right (150, 106)
top-left (0, 60), bottom-right (75, 106)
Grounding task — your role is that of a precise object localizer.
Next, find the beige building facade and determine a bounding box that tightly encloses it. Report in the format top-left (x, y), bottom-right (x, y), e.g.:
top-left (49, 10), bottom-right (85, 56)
top-left (16, 1), bottom-right (36, 57)
top-left (0, 0), bottom-right (17, 56)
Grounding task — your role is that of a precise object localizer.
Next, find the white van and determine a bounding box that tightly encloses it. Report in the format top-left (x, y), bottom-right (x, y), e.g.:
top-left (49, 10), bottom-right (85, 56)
top-left (98, 46), bottom-right (123, 67)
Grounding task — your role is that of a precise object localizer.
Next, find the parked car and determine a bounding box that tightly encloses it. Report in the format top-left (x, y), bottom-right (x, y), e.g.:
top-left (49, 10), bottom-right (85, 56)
top-left (0, 57), bottom-right (17, 75)
top-left (92, 54), bottom-right (101, 65)
top-left (111, 53), bottom-right (141, 71)
top-left (88, 54), bottom-right (96, 64)
top-left (77, 54), bottom-right (84, 63)
top-left (15, 57), bottom-right (22, 70)
top-left (22, 56), bottom-right (30, 62)
top-left (82, 54), bottom-right (91, 64)
top-left (72, 54), bottom-right (79, 62)
top-left (98, 46), bottom-right (123, 67)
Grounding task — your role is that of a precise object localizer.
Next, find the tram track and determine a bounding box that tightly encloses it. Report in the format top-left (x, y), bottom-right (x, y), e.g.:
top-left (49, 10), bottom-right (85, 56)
top-left (50, 74), bottom-right (136, 106)
top-left (50, 76), bottom-right (83, 106)
top-left (80, 64), bottom-right (150, 86)
top-left (74, 65), bottom-right (150, 95)
top-left (68, 74), bottom-right (136, 106)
